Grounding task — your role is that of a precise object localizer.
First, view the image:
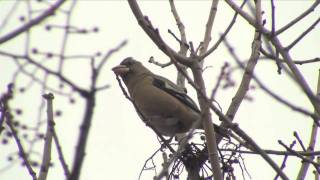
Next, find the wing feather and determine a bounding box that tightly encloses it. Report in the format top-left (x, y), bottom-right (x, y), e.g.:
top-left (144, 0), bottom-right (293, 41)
top-left (152, 75), bottom-right (200, 113)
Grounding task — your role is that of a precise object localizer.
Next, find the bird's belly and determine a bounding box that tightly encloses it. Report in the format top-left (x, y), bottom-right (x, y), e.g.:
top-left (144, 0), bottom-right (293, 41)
top-left (132, 86), bottom-right (179, 115)
top-left (131, 85), bottom-right (199, 136)
top-left (147, 116), bottom-right (189, 136)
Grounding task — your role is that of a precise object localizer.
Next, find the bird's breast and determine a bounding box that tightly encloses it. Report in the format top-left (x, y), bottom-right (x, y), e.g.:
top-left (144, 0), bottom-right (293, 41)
top-left (129, 79), bottom-right (200, 136)
top-left (132, 84), bottom-right (180, 116)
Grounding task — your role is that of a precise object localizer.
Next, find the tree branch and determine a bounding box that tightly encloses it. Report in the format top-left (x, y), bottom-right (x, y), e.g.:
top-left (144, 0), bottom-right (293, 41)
top-left (127, 0), bottom-right (192, 66)
top-left (275, 0), bottom-right (320, 35)
top-left (297, 70), bottom-right (320, 179)
top-left (38, 93), bottom-right (55, 180)
top-left (225, 0), bottom-right (320, 123)
top-left (0, 0), bottom-right (66, 44)
top-left (219, 0), bottom-right (262, 143)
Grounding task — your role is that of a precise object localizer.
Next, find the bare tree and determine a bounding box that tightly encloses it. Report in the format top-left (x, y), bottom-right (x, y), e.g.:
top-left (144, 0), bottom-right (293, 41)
top-left (0, 1), bottom-right (125, 180)
top-left (0, 0), bottom-right (319, 180)
top-left (123, 0), bottom-right (320, 179)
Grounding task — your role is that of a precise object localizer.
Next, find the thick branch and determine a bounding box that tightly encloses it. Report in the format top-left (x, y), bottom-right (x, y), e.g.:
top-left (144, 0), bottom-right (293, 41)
top-left (191, 62), bottom-right (223, 180)
top-left (38, 93), bottom-right (55, 180)
top-left (219, 2), bottom-right (262, 143)
top-left (209, 99), bottom-right (289, 180)
top-left (69, 94), bottom-right (95, 180)
top-left (198, 0), bottom-right (219, 57)
top-left (225, 0), bottom-right (320, 122)
top-left (297, 70), bottom-right (320, 179)
top-left (221, 37), bottom-right (289, 180)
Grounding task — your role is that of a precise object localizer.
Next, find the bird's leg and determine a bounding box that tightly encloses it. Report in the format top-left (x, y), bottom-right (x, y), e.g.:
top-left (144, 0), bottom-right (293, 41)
top-left (174, 133), bottom-right (187, 143)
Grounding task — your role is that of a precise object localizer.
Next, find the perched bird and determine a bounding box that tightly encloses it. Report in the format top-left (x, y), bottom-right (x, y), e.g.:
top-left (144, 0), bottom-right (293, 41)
top-left (112, 57), bottom-right (226, 137)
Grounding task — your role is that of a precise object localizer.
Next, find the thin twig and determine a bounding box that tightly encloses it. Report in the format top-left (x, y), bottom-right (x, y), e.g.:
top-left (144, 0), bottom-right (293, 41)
top-left (210, 62), bottom-right (229, 100)
top-left (274, 140), bottom-right (296, 180)
top-left (52, 122), bottom-right (70, 178)
top-left (138, 148), bottom-right (161, 180)
top-left (220, 148), bottom-right (320, 157)
top-left (148, 56), bottom-right (172, 68)
top-left (96, 40), bottom-right (128, 71)
top-left (223, 34), bottom-right (318, 124)
top-left (275, 1), bottom-right (320, 35)
top-left (279, 140), bottom-right (320, 173)
top-left (285, 17), bottom-right (320, 50)
top-left (0, 51), bottom-right (89, 97)
top-left (0, 0), bottom-right (66, 44)
top-left (199, 0), bottom-right (246, 61)
top-left (260, 48), bottom-right (320, 65)
top-left (198, 0), bottom-right (219, 57)
top-left (293, 131), bottom-right (307, 152)
top-left (57, 0), bottom-right (77, 76)
top-left (6, 114), bottom-right (37, 180)
top-left (270, 0), bottom-right (276, 35)
top-left (127, 0), bottom-right (191, 66)
top-left (225, 0), bottom-right (320, 121)
top-left (168, 29), bottom-right (188, 49)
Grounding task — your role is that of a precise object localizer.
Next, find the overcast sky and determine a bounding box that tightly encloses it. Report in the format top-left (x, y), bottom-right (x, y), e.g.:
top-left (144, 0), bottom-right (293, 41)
top-left (0, 1), bottom-right (320, 180)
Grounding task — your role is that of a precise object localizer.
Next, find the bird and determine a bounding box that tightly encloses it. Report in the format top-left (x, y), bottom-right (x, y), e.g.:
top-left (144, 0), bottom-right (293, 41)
top-left (112, 57), bottom-right (227, 137)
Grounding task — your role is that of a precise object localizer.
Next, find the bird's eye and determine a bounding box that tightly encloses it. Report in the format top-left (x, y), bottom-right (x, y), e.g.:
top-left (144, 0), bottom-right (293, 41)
top-left (126, 60), bottom-right (133, 66)
top-left (121, 57), bottom-right (137, 67)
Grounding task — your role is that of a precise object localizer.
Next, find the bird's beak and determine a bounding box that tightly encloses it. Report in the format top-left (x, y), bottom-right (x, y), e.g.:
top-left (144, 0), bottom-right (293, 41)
top-left (112, 65), bottom-right (130, 76)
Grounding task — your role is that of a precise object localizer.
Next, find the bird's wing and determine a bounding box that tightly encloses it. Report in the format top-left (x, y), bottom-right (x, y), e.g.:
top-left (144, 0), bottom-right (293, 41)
top-left (152, 75), bottom-right (200, 113)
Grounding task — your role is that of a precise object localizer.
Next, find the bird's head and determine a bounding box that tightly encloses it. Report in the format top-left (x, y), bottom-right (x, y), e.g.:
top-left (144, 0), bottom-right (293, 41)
top-left (112, 57), bottom-right (152, 85)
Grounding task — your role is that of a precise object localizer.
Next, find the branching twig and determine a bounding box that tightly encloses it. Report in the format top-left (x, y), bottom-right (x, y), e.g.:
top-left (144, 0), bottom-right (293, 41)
top-left (279, 140), bottom-right (320, 174)
top-left (148, 56), bottom-right (172, 68)
top-left (220, 148), bottom-right (320, 157)
top-left (198, 0), bottom-right (219, 58)
top-left (0, 51), bottom-right (89, 97)
top-left (210, 62), bottom-right (229, 100)
top-left (127, 0), bottom-right (191, 66)
top-left (220, 37), bottom-right (289, 180)
top-left (138, 147), bottom-right (161, 180)
top-left (225, 0), bottom-right (320, 119)
top-left (219, 0), bottom-right (262, 144)
top-left (275, 1), bottom-right (320, 35)
top-left (52, 122), bottom-right (70, 178)
top-left (285, 17), bottom-right (320, 50)
top-left (260, 48), bottom-right (320, 65)
top-left (96, 40), bottom-right (128, 72)
top-left (274, 140), bottom-right (296, 180)
top-left (199, 0), bottom-right (246, 61)
top-left (6, 113), bottom-right (37, 180)
top-left (270, 0), bottom-right (276, 35)
top-left (57, 0), bottom-right (77, 76)
top-left (297, 71), bottom-right (320, 179)
top-left (225, 40), bottom-right (318, 121)
top-left (293, 131), bottom-right (307, 152)
top-left (0, 0), bottom-right (66, 44)
top-left (168, 0), bottom-right (189, 90)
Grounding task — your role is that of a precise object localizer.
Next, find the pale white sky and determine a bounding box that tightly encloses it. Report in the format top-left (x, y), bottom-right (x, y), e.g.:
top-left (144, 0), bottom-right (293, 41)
top-left (0, 1), bottom-right (319, 180)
